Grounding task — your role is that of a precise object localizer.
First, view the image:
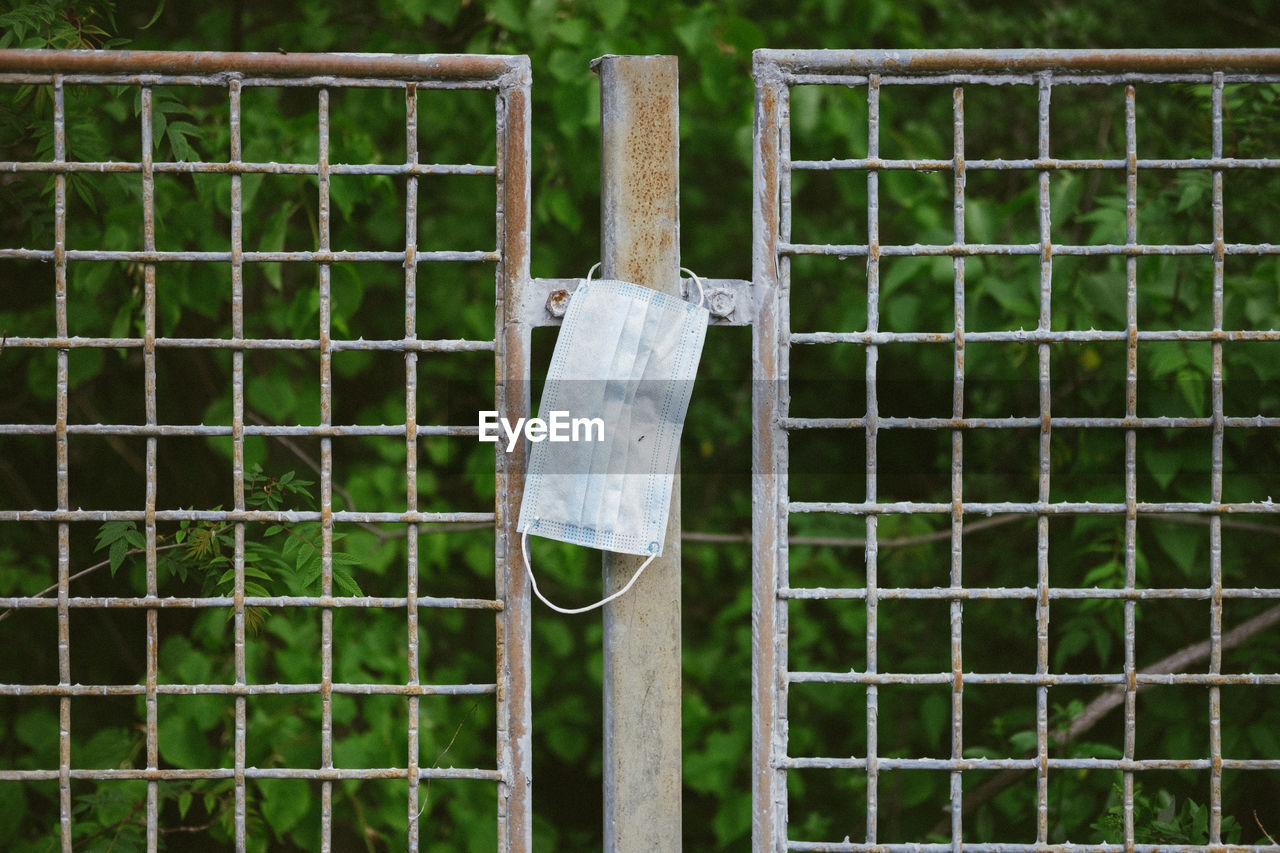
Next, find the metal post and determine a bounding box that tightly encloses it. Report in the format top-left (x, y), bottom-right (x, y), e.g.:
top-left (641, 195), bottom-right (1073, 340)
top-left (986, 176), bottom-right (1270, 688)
top-left (496, 57), bottom-right (534, 853)
top-left (592, 53), bottom-right (683, 851)
top-left (750, 51), bottom-right (788, 852)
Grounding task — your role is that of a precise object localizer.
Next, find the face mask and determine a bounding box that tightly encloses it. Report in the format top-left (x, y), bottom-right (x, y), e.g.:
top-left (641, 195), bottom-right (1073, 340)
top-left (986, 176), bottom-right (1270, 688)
top-left (517, 267), bottom-right (708, 613)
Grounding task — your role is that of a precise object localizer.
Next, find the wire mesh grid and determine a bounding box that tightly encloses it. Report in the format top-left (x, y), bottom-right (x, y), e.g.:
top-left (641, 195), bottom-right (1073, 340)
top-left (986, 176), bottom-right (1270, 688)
top-left (0, 51), bottom-right (531, 851)
top-left (752, 50), bottom-right (1280, 851)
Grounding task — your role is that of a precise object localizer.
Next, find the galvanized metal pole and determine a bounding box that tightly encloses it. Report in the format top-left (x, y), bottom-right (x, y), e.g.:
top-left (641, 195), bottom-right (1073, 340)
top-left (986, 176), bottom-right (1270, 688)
top-left (592, 53), bottom-right (683, 851)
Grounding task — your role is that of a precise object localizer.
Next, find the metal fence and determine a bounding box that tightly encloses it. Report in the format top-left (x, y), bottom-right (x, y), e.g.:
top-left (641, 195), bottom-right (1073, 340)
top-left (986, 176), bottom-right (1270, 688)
top-left (752, 49), bottom-right (1280, 851)
top-left (3, 45), bottom-right (1280, 853)
top-left (0, 50), bottom-right (532, 851)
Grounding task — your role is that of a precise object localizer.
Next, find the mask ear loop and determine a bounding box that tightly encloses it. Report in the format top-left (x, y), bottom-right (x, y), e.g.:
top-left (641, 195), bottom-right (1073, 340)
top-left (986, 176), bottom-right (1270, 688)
top-left (680, 267), bottom-right (706, 309)
top-left (522, 526), bottom-right (657, 615)
top-left (588, 263), bottom-right (703, 309)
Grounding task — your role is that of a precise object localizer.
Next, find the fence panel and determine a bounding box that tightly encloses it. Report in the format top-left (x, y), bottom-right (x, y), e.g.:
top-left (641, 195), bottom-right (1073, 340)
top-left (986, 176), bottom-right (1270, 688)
top-left (753, 49), bottom-right (1280, 851)
top-left (0, 50), bottom-right (531, 851)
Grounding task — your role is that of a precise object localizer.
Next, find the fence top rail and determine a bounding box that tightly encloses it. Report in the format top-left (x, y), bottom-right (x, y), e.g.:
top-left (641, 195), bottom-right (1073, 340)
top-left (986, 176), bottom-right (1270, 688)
top-left (754, 47), bottom-right (1280, 77)
top-left (0, 48), bottom-right (528, 83)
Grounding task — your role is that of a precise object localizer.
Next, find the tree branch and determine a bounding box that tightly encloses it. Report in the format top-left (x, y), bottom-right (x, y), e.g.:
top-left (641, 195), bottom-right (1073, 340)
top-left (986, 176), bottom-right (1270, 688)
top-left (0, 541), bottom-right (187, 624)
top-left (931, 600), bottom-right (1280, 836)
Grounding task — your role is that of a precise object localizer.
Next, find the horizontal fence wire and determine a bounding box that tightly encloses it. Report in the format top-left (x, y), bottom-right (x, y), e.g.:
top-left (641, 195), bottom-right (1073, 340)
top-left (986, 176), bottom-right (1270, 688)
top-left (0, 51), bottom-right (531, 852)
top-left (753, 50), bottom-right (1280, 852)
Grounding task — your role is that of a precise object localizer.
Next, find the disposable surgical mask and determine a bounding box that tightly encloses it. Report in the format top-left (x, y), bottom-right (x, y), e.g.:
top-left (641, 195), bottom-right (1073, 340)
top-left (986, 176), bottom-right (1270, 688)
top-left (517, 266), bottom-right (708, 613)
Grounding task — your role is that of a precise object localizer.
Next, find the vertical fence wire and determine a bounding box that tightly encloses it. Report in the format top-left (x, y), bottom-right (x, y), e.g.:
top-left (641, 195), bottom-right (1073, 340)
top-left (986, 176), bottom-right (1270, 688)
top-left (229, 75), bottom-right (249, 850)
top-left (140, 82), bottom-right (161, 853)
top-left (403, 79), bottom-right (423, 848)
top-left (52, 73), bottom-right (72, 853)
top-left (1034, 71), bottom-right (1053, 849)
top-left (948, 83), bottom-right (966, 851)
top-left (1121, 82), bottom-right (1140, 852)
top-left (1207, 69), bottom-right (1227, 846)
top-left (863, 72), bottom-right (882, 847)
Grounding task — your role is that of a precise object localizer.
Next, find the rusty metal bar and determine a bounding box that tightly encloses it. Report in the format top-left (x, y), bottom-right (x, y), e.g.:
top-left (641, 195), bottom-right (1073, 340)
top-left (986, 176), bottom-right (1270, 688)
top-left (777, 242), bottom-right (1280, 258)
top-left (494, 55), bottom-right (533, 853)
top-left (0, 249), bottom-right (500, 262)
top-left (229, 75), bottom-right (249, 850)
top-left (752, 49), bottom-right (789, 853)
top-left (52, 73), bottom-right (72, 853)
top-left (1207, 70), bottom-right (1227, 845)
top-left (592, 53), bottom-right (684, 851)
top-left (0, 682), bottom-right (499, 697)
top-left (316, 86), bottom-right (336, 853)
top-left (1035, 71), bottom-right (1053, 847)
top-left (0, 594), bottom-right (501, 610)
top-left (0, 48), bottom-right (521, 80)
top-left (784, 72), bottom-right (1280, 88)
top-left (1121, 82), bottom-right (1139, 851)
top-left (404, 80), bottom-right (423, 851)
top-left (0, 337), bottom-right (497, 353)
top-left (789, 156), bottom-right (1280, 171)
top-left (140, 82), bottom-right (162, 853)
top-left (756, 48), bottom-right (1280, 75)
top-left (864, 72), bottom-right (883, 847)
top-left (14, 413), bottom-right (1280, 437)
top-left (0, 158), bottom-right (494, 174)
top-left (523, 276), bottom-right (752, 326)
top-left (0, 508), bottom-right (497, 523)
top-left (947, 84), bottom-right (965, 850)
top-left (0, 766), bottom-right (504, 781)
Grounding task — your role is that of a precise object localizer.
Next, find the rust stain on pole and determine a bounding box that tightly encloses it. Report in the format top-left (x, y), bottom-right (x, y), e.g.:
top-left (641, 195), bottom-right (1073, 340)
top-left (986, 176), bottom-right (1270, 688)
top-left (592, 53), bottom-right (683, 852)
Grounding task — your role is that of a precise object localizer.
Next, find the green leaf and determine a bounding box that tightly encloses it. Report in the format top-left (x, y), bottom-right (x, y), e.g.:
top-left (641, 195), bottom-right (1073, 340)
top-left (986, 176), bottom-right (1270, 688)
top-left (919, 690), bottom-right (949, 753)
top-left (15, 707), bottom-right (58, 756)
top-left (427, 0), bottom-right (462, 26)
top-left (80, 726), bottom-right (139, 769)
top-left (141, 0), bottom-right (166, 29)
top-left (257, 779), bottom-right (310, 835)
top-left (215, 564), bottom-right (273, 588)
top-left (1009, 729), bottom-right (1038, 752)
top-left (596, 0), bottom-right (628, 30)
top-left (1082, 559), bottom-right (1121, 587)
top-left (159, 714), bottom-right (215, 769)
top-left (0, 782), bottom-right (25, 841)
top-left (552, 16), bottom-right (591, 46)
top-left (1176, 366), bottom-right (1205, 416)
top-left (95, 520), bottom-right (134, 550)
top-left (1053, 628), bottom-right (1090, 671)
top-left (490, 0), bottom-right (526, 31)
top-left (166, 120), bottom-right (201, 161)
top-left (544, 182), bottom-right (582, 230)
top-left (109, 537), bottom-right (129, 576)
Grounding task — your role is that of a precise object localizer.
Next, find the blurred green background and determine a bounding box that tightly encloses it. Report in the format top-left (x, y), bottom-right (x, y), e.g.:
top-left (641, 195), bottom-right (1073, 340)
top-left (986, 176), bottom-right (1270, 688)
top-left (1, 0), bottom-right (1279, 849)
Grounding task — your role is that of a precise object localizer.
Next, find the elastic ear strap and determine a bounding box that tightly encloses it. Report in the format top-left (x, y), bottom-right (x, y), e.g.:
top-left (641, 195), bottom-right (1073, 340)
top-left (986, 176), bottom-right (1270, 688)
top-left (587, 262), bottom-right (705, 310)
top-left (521, 528), bottom-right (657, 615)
top-left (680, 266), bottom-right (705, 309)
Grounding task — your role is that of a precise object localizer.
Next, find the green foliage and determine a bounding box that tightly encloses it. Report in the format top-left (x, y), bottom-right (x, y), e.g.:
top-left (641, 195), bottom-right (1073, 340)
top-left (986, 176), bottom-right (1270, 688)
top-left (1093, 783), bottom-right (1242, 845)
top-left (3, 0), bottom-right (1280, 850)
top-left (0, 0), bottom-right (128, 50)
